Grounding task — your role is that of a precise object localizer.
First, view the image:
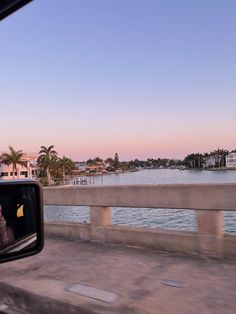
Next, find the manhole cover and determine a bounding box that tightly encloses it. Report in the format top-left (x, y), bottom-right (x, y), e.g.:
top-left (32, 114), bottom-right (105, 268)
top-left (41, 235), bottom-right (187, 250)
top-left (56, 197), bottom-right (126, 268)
top-left (161, 280), bottom-right (184, 288)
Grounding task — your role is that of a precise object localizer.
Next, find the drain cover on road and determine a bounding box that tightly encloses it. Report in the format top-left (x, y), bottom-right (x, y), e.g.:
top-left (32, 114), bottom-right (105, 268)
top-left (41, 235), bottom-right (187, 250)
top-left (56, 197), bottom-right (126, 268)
top-left (161, 280), bottom-right (183, 288)
top-left (67, 283), bottom-right (119, 303)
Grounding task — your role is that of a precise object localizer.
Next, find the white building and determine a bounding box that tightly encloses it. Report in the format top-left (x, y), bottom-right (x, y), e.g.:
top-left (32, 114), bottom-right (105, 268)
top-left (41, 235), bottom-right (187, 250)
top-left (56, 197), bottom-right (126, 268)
top-left (75, 162), bottom-right (87, 172)
top-left (0, 153), bottom-right (38, 180)
top-left (226, 152), bottom-right (236, 168)
top-left (203, 156), bottom-right (218, 168)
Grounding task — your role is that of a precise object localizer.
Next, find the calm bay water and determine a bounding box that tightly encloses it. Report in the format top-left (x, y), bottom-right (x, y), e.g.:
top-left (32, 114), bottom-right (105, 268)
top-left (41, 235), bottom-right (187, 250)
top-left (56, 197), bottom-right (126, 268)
top-left (44, 169), bottom-right (236, 234)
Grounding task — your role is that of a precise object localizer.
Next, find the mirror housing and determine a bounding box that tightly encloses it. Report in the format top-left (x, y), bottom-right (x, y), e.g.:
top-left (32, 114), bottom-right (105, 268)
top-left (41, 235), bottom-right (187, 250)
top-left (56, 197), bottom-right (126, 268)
top-left (0, 0), bottom-right (33, 21)
top-left (0, 180), bottom-right (44, 263)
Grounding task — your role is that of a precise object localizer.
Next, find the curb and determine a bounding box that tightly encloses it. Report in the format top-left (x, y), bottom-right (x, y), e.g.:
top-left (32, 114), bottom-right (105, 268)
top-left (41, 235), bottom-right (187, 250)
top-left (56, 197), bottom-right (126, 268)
top-left (0, 282), bottom-right (98, 314)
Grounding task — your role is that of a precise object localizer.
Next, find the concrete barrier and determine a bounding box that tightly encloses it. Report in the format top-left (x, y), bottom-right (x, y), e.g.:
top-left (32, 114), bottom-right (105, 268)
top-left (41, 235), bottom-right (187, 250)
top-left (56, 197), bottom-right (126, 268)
top-left (43, 184), bottom-right (236, 259)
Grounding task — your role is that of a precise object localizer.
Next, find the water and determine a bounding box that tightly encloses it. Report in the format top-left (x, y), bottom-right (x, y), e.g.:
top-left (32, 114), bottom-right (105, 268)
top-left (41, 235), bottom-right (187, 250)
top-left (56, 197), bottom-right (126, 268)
top-left (91, 168), bottom-right (236, 185)
top-left (44, 169), bottom-right (236, 234)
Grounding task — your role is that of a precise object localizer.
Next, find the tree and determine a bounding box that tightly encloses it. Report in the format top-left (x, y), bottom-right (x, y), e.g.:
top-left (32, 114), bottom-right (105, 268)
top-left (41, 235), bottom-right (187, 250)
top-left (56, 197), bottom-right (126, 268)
top-left (1, 146), bottom-right (27, 179)
top-left (210, 149), bottom-right (229, 168)
top-left (87, 157), bottom-right (103, 166)
top-left (183, 153), bottom-right (203, 169)
top-left (48, 157), bottom-right (61, 183)
top-left (94, 157), bottom-right (103, 164)
top-left (86, 159), bottom-right (94, 166)
top-left (58, 156), bottom-right (75, 179)
top-left (105, 157), bottom-right (114, 166)
top-left (104, 157), bottom-right (114, 171)
top-left (114, 153), bottom-right (119, 169)
top-left (37, 145), bottom-right (58, 184)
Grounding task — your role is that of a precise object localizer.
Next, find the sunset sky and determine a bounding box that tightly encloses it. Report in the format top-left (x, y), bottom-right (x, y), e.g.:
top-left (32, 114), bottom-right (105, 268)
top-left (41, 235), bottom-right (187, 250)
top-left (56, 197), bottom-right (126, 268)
top-left (1, 0), bottom-right (235, 161)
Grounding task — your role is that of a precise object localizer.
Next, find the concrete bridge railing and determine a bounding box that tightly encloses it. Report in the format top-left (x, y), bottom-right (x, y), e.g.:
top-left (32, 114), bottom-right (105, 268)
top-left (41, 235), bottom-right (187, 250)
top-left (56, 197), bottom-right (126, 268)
top-left (43, 184), bottom-right (236, 259)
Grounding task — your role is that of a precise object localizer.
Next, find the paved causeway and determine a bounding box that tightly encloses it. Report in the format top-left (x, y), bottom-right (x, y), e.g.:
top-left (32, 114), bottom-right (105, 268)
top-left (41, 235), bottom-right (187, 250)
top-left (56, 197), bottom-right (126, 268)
top-left (0, 237), bottom-right (236, 314)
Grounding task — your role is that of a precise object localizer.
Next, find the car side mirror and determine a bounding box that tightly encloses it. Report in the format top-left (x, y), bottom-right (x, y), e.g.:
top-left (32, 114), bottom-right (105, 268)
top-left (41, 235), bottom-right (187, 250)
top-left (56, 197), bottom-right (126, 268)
top-left (0, 0), bottom-right (33, 21)
top-left (0, 180), bottom-right (44, 263)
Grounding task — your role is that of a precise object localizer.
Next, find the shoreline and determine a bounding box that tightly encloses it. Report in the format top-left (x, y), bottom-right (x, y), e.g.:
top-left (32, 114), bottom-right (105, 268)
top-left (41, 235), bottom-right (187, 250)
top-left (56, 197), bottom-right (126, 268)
top-left (182, 168), bottom-right (236, 172)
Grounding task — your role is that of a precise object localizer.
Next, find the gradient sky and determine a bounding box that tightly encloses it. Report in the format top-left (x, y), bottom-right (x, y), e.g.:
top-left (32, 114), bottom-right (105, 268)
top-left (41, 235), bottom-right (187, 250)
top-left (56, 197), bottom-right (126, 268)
top-left (1, 0), bottom-right (236, 161)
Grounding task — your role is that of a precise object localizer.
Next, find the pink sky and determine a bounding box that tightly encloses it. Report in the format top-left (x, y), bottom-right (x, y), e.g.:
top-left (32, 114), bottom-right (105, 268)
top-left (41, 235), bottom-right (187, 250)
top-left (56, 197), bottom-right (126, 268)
top-left (1, 1), bottom-right (235, 162)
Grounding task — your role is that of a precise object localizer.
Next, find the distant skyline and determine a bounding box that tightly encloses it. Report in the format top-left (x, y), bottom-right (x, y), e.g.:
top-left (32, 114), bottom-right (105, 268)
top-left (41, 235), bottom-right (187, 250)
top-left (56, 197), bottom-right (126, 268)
top-left (1, 1), bottom-right (236, 161)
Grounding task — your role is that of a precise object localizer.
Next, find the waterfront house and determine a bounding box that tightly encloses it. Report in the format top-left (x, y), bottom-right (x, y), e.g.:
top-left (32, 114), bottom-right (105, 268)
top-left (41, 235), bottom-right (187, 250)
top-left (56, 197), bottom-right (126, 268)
top-left (226, 152), bottom-right (236, 168)
top-left (75, 162), bottom-right (87, 172)
top-left (202, 156), bottom-right (218, 168)
top-left (86, 162), bottom-right (106, 173)
top-left (0, 153), bottom-right (38, 180)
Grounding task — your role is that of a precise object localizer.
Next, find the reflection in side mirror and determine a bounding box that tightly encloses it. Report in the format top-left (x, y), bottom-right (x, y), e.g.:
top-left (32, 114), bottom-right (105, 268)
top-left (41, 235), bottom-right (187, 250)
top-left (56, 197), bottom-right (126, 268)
top-left (0, 181), bottom-right (44, 263)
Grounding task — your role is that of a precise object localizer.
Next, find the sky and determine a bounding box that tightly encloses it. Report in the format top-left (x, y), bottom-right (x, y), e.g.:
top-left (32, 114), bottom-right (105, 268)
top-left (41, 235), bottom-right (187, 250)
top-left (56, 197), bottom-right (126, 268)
top-left (1, 0), bottom-right (236, 161)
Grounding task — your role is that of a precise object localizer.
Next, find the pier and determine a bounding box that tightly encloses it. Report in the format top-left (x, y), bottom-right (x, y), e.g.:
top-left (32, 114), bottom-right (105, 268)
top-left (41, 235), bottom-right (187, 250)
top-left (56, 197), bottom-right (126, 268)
top-left (71, 175), bottom-right (94, 185)
top-left (0, 184), bottom-right (236, 313)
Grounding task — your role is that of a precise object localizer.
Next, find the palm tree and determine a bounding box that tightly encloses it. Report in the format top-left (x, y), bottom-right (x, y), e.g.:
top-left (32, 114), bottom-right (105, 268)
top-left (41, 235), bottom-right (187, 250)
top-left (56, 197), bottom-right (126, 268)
top-left (210, 149), bottom-right (229, 168)
top-left (59, 156), bottom-right (75, 180)
top-left (183, 154), bottom-right (195, 168)
top-left (37, 145), bottom-right (58, 184)
top-left (217, 149), bottom-right (229, 167)
top-left (1, 146), bottom-right (27, 179)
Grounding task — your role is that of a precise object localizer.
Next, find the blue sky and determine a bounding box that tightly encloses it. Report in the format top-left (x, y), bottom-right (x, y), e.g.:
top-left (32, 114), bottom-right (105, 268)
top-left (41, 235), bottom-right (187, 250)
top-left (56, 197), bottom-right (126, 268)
top-left (1, 0), bottom-right (236, 160)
